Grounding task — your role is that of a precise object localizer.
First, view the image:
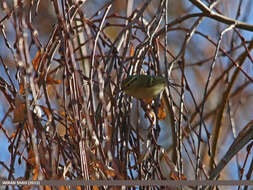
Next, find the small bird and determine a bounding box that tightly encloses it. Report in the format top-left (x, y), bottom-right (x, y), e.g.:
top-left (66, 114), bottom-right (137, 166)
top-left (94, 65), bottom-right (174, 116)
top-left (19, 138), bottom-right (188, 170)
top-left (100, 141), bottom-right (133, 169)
top-left (121, 75), bottom-right (167, 99)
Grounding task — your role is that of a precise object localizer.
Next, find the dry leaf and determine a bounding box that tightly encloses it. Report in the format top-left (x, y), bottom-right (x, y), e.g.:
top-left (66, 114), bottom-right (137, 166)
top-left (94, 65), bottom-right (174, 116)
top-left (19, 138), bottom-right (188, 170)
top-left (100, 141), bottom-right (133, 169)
top-left (23, 185), bottom-right (32, 190)
top-left (32, 50), bottom-right (42, 71)
top-left (19, 81), bottom-right (24, 95)
top-left (45, 186), bottom-right (51, 190)
top-left (10, 132), bottom-right (16, 139)
top-left (32, 165), bottom-right (39, 180)
top-left (157, 104), bottom-right (166, 120)
top-left (56, 122), bottom-right (67, 137)
top-left (170, 171), bottom-right (187, 180)
top-left (27, 149), bottom-right (36, 166)
top-left (105, 167), bottom-right (116, 178)
top-left (129, 42), bottom-right (135, 57)
top-left (46, 75), bottom-right (61, 85)
top-left (13, 95), bottom-right (27, 123)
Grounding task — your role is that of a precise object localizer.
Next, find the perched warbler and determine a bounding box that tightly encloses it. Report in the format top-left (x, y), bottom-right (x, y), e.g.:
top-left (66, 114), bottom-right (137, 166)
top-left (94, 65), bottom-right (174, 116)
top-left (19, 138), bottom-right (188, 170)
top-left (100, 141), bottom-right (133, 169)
top-left (121, 75), bottom-right (167, 99)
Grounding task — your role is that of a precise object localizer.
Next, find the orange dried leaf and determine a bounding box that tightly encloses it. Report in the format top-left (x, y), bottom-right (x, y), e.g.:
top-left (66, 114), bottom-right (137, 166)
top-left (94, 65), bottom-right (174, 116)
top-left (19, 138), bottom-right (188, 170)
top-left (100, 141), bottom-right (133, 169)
top-left (19, 82), bottom-right (24, 94)
top-left (32, 50), bottom-right (42, 71)
top-left (46, 75), bottom-right (62, 85)
top-left (69, 125), bottom-right (76, 137)
top-left (23, 185), bottom-right (32, 190)
top-left (157, 106), bottom-right (166, 120)
top-left (170, 171), bottom-right (187, 180)
top-left (59, 111), bottom-right (65, 117)
top-left (105, 168), bottom-right (116, 177)
top-left (27, 149), bottom-right (36, 166)
top-left (32, 166), bottom-right (39, 180)
top-left (129, 42), bottom-right (135, 57)
top-left (58, 185), bottom-right (68, 190)
top-left (10, 132), bottom-right (16, 139)
top-left (13, 95), bottom-right (27, 123)
top-left (45, 186), bottom-right (51, 190)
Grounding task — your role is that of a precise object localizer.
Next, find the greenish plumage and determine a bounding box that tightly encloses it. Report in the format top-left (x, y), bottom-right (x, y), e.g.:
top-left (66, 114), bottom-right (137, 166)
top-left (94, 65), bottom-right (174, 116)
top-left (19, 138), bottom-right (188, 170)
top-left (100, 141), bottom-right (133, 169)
top-left (121, 75), bottom-right (167, 99)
